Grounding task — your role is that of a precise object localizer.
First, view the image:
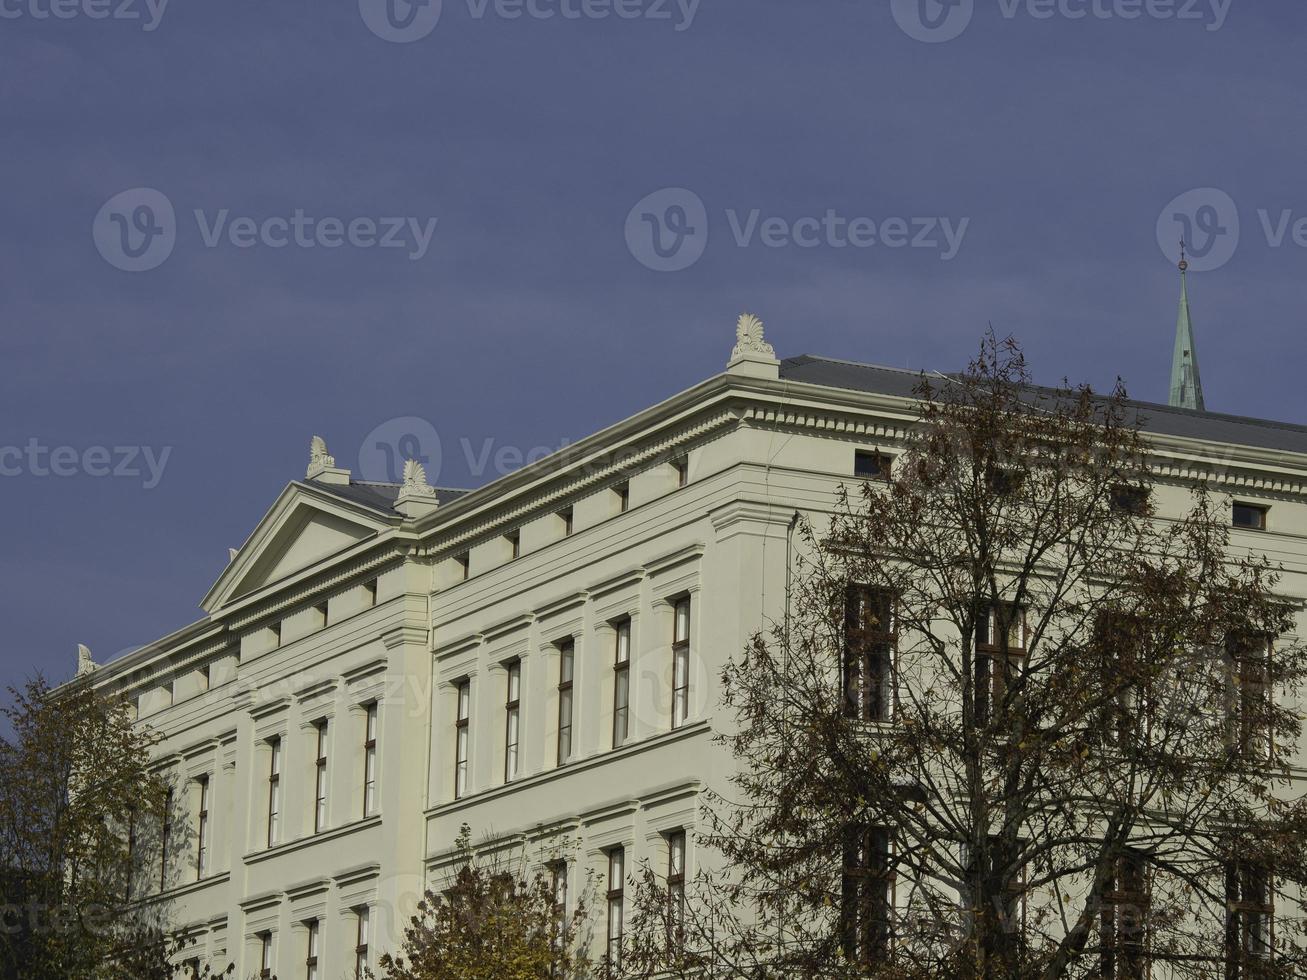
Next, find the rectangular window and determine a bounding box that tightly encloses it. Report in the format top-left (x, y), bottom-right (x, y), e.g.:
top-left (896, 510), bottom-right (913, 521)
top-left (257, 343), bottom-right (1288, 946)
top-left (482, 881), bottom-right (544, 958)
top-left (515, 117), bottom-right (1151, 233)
top-left (195, 776), bottom-right (210, 880)
top-left (960, 836), bottom-right (1027, 934)
top-left (557, 641), bottom-right (574, 766)
top-left (854, 450), bottom-right (892, 481)
top-left (841, 825), bottom-right (892, 965)
top-left (613, 619), bottom-right (631, 748)
top-left (672, 598), bottom-right (691, 729)
top-left (1233, 503), bottom-right (1268, 531)
top-left (607, 848), bottom-right (625, 971)
top-left (270, 622), bottom-right (282, 648)
top-left (1095, 611), bottom-right (1148, 744)
top-left (1099, 851), bottom-right (1148, 980)
top-left (354, 907), bottom-right (370, 979)
top-left (505, 660), bottom-right (522, 781)
top-left (267, 738), bottom-right (282, 847)
top-left (455, 552), bottom-right (470, 581)
top-left (314, 719), bottom-right (329, 832)
top-left (1110, 485), bottom-right (1150, 516)
top-left (305, 919), bottom-right (320, 980)
top-left (614, 481), bottom-right (630, 514)
top-left (558, 507), bottom-right (574, 536)
top-left (259, 932), bottom-right (273, 980)
top-left (1228, 634), bottom-right (1272, 759)
top-left (160, 787), bottom-right (172, 891)
top-left (313, 602), bottom-right (329, 629)
top-left (974, 603), bottom-right (1026, 726)
top-left (1226, 860), bottom-right (1273, 974)
top-left (844, 585), bottom-right (895, 723)
top-left (506, 530), bottom-right (521, 560)
top-left (667, 830), bottom-right (686, 948)
top-left (455, 680), bottom-right (471, 798)
top-left (550, 861), bottom-right (568, 975)
top-left (199, 664), bottom-right (211, 692)
top-left (673, 456), bottom-right (689, 488)
top-left (363, 704), bottom-right (378, 817)
top-left (363, 578), bottom-right (378, 607)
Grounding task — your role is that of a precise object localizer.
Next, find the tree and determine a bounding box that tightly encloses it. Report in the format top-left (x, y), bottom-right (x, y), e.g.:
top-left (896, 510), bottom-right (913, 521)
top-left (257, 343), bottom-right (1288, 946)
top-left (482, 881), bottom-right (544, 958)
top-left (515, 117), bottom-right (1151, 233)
top-left (621, 335), bottom-right (1307, 979)
top-left (371, 824), bottom-right (592, 980)
top-left (0, 676), bottom-right (236, 980)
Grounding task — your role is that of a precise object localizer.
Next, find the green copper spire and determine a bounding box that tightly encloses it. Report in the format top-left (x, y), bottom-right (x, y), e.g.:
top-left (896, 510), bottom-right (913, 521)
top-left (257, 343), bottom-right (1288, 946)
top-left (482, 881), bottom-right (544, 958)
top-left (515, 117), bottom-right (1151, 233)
top-left (1169, 243), bottom-right (1206, 411)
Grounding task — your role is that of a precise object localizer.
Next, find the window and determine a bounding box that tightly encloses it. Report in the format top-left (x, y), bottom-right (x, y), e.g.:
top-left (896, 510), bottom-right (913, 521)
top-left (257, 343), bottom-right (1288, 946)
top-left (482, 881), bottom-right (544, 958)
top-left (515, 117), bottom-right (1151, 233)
top-left (558, 507), bottom-right (574, 536)
top-left (505, 660), bottom-right (522, 781)
top-left (195, 776), bottom-right (210, 880)
top-left (1095, 611), bottom-right (1148, 744)
top-left (363, 703), bottom-right (378, 816)
top-left (841, 825), bottom-right (892, 965)
top-left (199, 663), bottom-right (211, 692)
top-left (987, 465), bottom-right (1024, 496)
top-left (314, 719), bottom-right (328, 832)
top-left (673, 456), bottom-right (689, 488)
top-left (974, 603), bottom-right (1026, 726)
top-left (614, 481), bottom-right (630, 514)
top-left (455, 552), bottom-right (470, 580)
top-left (1099, 851), bottom-right (1148, 979)
top-left (160, 787), bottom-right (172, 891)
top-left (854, 450), bottom-right (891, 481)
top-left (550, 861), bottom-right (568, 974)
top-left (1228, 634), bottom-right (1272, 758)
top-left (1226, 860), bottom-right (1273, 974)
top-left (506, 529), bottom-right (521, 560)
top-left (184, 957), bottom-right (200, 978)
top-left (305, 919), bottom-right (320, 980)
top-left (363, 578), bottom-right (378, 606)
top-left (844, 585), bottom-right (895, 723)
top-left (454, 680), bottom-right (471, 798)
top-left (613, 619), bottom-right (631, 748)
top-left (313, 602), bottom-right (329, 629)
top-left (354, 907), bottom-right (370, 979)
top-left (1233, 503), bottom-right (1268, 531)
top-left (557, 641), bottom-right (574, 766)
top-left (672, 598), bottom-right (691, 729)
top-left (126, 807), bottom-right (137, 900)
top-left (667, 830), bottom-right (686, 947)
top-left (960, 835), bottom-right (1027, 934)
top-left (258, 932), bottom-right (273, 980)
top-left (267, 738), bottom-right (282, 847)
top-left (270, 622), bottom-right (282, 648)
top-left (606, 848), bottom-right (625, 971)
top-left (1110, 485), bottom-right (1150, 516)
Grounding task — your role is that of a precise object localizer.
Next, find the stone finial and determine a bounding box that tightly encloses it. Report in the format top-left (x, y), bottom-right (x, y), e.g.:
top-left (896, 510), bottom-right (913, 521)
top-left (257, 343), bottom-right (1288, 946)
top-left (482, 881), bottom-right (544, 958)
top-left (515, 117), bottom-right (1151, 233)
top-left (77, 644), bottom-right (98, 678)
top-left (395, 458), bottom-right (439, 519)
top-left (228, 547), bottom-right (239, 563)
top-left (305, 435), bottom-right (351, 485)
top-left (727, 312), bottom-right (780, 379)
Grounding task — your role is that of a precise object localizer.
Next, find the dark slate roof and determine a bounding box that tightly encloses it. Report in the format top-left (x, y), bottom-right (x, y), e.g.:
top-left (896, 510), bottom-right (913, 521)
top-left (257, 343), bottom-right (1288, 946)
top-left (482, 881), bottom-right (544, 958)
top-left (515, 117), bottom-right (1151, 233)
top-left (298, 480), bottom-right (470, 515)
top-left (781, 355), bottom-right (1307, 457)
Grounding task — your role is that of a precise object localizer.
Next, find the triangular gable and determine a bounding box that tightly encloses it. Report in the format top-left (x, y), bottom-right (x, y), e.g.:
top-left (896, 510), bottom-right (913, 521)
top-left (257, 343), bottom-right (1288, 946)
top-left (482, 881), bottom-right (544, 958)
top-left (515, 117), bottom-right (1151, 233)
top-left (202, 483), bottom-right (397, 613)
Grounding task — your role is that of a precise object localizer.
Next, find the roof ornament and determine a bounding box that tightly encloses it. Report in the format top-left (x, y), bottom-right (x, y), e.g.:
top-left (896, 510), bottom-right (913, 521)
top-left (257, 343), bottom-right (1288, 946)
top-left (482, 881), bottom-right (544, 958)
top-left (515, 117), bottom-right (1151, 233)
top-left (305, 434), bottom-right (351, 485)
top-left (395, 458), bottom-right (440, 518)
top-left (228, 547), bottom-right (239, 563)
top-left (77, 643), bottom-right (98, 678)
top-left (1168, 240), bottom-right (1206, 412)
top-left (726, 312), bottom-right (780, 379)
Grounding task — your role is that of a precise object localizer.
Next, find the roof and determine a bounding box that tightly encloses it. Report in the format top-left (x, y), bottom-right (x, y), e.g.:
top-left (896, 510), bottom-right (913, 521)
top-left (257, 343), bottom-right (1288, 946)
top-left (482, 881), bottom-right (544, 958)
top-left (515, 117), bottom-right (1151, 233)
top-left (294, 479), bottom-right (471, 515)
top-left (780, 355), bottom-right (1307, 457)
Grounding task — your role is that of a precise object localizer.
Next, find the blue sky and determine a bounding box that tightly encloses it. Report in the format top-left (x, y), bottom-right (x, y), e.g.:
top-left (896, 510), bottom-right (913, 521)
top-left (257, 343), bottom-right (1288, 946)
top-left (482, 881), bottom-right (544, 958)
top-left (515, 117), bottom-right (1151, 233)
top-left (2, 0), bottom-right (1303, 692)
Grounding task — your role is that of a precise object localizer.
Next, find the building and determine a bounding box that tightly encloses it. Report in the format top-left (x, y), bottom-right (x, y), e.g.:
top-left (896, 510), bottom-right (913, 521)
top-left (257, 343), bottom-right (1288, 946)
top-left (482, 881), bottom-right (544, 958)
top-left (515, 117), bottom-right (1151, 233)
top-left (70, 296), bottom-right (1307, 978)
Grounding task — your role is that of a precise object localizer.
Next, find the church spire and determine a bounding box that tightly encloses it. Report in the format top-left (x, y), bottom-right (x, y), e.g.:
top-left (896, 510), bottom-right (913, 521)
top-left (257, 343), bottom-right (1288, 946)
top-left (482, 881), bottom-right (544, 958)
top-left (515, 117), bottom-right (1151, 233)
top-left (1169, 241), bottom-right (1206, 411)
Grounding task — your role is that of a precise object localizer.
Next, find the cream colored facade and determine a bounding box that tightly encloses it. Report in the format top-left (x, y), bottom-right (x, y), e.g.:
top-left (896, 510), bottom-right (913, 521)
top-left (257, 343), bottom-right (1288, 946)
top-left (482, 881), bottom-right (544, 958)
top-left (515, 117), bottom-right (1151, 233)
top-left (71, 318), bottom-right (1307, 978)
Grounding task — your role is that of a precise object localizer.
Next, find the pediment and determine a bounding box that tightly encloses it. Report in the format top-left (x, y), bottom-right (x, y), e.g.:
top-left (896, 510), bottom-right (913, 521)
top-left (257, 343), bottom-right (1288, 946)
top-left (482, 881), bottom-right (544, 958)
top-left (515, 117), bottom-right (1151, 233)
top-left (202, 483), bottom-right (396, 613)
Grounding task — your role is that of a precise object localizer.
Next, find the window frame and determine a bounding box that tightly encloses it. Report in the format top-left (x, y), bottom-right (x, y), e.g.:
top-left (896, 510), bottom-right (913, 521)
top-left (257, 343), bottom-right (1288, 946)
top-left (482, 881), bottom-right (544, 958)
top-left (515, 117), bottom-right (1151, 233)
top-left (974, 603), bottom-right (1027, 727)
top-left (506, 529), bottom-right (521, 560)
top-left (613, 618), bottom-right (631, 748)
top-left (305, 918), bottom-right (320, 980)
top-left (673, 456), bottom-right (689, 488)
top-left (1099, 850), bottom-right (1149, 980)
top-left (504, 659), bottom-right (522, 782)
top-left (314, 718), bottom-right (329, 832)
top-left (454, 680), bottom-right (471, 799)
top-left (557, 640), bottom-right (574, 766)
top-left (363, 703), bottom-right (378, 817)
top-left (267, 737), bottom-right (282, 848)
top-left (1232, 502), bottom-right (1269, 531)
top-left (195, 775), bottom-right (210, 880)
top-left (259, 932), bottom-right (274, 980)
top-left (558, 507), bottom-right (574, 536)
top-left (841, 824), bottom-right (893, 966)
top-left (614, 481), bottom-right (630, 514)
top-left (1226, 859), bottom-right (1274, 972)
top-left (160, 786), bottom-right (172, 891)
top-left (844, 585), bottom-right (897, 724)
top-left (606, 847), bottom-right (625, 971)
top-left (354, 906), bottom-right (370, 980)
top-left (672, 597), bottom-right (691, 729)
top-left (854, 450), bottom-right (892, 481)
top-left (667, 829), bottom-right (687, 949)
